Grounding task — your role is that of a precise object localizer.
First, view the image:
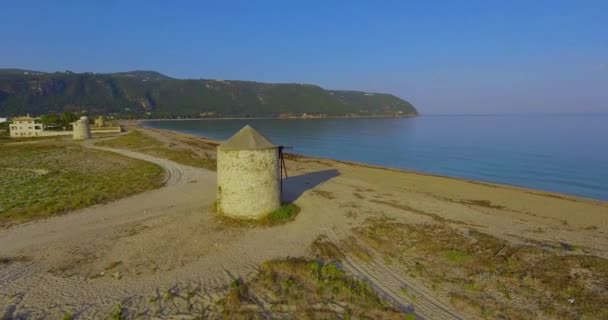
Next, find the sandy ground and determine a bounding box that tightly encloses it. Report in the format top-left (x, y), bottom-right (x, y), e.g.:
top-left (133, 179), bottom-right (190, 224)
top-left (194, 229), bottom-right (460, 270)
top-left (1, 126), bottom-right (607, 319)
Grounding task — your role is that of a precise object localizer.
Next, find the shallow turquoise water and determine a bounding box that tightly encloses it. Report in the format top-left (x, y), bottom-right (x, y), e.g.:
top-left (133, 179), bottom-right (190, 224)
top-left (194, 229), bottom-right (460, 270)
top-left (144, 115), bottom-right (608, 201)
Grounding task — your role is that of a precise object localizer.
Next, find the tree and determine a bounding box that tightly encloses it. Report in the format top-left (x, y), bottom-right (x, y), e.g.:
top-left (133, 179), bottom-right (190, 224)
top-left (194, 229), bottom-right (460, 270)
top-left (60, 112), bottom-right (78, 127)
top-left (40, 114), bottom-right (61, 126)
top-left (0, 121), bottom-right (9, 135)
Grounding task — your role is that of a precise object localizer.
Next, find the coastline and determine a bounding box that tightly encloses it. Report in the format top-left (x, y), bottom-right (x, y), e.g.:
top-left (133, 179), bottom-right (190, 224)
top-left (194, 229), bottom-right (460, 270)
top-left (129, 121), bottom-right (608, 247)
top-left (134, 120), bottom-right (607, 205)
top-left (136, 113), bottom-right (418, 122)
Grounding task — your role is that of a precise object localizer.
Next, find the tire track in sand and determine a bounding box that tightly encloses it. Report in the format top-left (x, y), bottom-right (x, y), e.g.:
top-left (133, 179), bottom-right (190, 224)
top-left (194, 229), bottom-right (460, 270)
top-left (325, 230), bottom-right (470, 320)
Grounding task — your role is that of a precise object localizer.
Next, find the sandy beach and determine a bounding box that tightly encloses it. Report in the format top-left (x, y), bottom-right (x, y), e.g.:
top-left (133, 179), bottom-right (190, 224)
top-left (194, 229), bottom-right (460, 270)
top-left (1, 124), bottom-right (606, 319)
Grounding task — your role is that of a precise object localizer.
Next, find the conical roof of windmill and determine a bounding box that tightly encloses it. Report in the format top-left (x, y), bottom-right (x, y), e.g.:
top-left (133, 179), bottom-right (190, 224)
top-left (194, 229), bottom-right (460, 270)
top-left (218, 125), bottom-right (277, 150)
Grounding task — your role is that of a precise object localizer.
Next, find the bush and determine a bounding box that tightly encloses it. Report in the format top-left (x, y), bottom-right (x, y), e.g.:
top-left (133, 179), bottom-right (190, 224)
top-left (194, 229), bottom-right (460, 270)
top-left (266, 204), bottom-right (300, 223)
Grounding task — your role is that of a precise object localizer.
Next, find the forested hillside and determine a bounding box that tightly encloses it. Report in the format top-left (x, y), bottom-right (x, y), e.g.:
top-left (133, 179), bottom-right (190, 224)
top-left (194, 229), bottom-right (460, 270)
top-left (0, 69), bottom-right (418, 118)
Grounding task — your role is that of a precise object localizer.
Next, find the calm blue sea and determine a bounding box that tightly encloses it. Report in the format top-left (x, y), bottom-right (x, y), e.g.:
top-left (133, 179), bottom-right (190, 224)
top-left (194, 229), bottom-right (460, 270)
top-left (143, 115), bottom-right (608, 201)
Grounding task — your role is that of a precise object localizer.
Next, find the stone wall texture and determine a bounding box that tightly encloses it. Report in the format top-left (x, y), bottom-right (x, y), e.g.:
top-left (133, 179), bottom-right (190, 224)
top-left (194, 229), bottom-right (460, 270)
top-left (73, 118), bottom-right (92, 140)
top-left (217, 148), bottom-right (280, 219)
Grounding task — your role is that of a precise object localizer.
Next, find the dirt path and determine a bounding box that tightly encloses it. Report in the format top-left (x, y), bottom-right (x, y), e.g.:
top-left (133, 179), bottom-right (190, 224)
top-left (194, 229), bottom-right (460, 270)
top-left (0, 141), bottom-right (223, 318)
top-left (0, 139), bottom-right (380, 318)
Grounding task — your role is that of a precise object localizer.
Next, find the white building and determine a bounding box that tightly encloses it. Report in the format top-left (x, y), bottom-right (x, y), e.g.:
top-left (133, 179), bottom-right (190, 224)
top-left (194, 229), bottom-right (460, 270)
top-left (9, 115), bottom-right (73, 138)
top-left (9, 116), bottom-right (45, 137)
top-left (0, 118), bottom-right (7, 124)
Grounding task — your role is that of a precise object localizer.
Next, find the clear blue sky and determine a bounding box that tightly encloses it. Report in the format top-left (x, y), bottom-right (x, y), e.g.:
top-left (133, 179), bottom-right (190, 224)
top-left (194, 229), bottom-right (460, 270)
top-left (1, 0), bottom-right (606, 114)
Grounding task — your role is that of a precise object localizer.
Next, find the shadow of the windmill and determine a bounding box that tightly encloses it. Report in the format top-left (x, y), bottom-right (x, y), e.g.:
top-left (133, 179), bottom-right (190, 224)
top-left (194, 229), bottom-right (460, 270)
top-left (282, 169), bottom-right (340, 203)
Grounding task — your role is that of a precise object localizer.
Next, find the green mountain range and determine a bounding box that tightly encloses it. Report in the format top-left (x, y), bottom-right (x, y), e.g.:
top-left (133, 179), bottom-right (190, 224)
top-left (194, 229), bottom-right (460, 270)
top-left (0, 69), bottom-right (418, 118)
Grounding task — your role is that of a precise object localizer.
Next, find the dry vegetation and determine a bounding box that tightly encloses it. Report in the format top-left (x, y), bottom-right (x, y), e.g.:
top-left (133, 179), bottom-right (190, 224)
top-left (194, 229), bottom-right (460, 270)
top-left (218, 258), bottom-right (409, 319)
top-left (351, 217), bottom-right (608, 319)
top-left (90, 257), bottom-right (410, 319)
top-left (95, 130), bottom-right (216, 170)
top-left (0, 142), bottom-right (164, 225)
top-left (0, 135), bottom-right (65, 144)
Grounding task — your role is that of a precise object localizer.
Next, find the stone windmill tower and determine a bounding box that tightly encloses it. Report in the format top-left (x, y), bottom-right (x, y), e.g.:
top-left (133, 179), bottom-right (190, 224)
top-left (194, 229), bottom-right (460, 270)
top-left (73, 116), bottom-right (92, 140)
top-left (216, 125), bottom-right (281, 219)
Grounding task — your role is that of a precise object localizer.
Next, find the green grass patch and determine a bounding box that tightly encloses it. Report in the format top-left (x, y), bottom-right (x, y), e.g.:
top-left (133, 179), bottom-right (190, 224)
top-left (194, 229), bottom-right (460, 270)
top-left (110, 304), bottom-right (126, 320)
top-left (0, 142), bottom-right (164, 225)
top-left (95, 130), bottom-right (162, 149)
top-left (218, 258), bottom-right (408, 319)
top-left (61, 313), bottom-right (74, 320)
top-left (95, 130), bottom-right (216, 170)
top-left (442, 249), bottom-right (472, 264)
top-left (266, 204), bottom-right (300, 224)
